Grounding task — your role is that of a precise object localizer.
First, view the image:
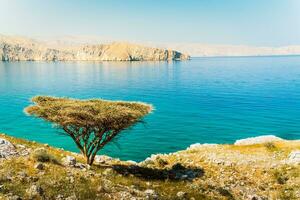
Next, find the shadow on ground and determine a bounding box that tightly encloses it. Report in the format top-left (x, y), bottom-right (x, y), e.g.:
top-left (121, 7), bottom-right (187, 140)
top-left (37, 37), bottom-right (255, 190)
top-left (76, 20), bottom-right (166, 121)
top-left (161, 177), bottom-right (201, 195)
top-left (111, 163), bottom-right (204, 181)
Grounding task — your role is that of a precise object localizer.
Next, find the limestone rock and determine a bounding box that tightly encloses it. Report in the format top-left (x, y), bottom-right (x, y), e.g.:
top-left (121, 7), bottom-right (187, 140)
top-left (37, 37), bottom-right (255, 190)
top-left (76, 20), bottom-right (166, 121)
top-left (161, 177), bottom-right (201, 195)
top-left (234, 135), bottom-right (284, 145)
top-left (187, 143), bottom-right (217, 150)
top-left (63, 156), bottom-right (76, 166)
top-left (94, 155), bottom-right (113, 164)
top-left (287, 150), bottom-right (300, 164)
top-left (0, 35), bottom-right (190, 61)
top-left (0, 138), bottom-right (17, 158)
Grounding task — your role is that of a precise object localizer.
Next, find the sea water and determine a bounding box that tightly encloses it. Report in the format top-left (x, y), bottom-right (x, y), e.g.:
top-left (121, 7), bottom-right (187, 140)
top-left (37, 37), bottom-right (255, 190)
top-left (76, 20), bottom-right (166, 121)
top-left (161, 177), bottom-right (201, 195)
top-left (1, 56), bottom-right (300, 161)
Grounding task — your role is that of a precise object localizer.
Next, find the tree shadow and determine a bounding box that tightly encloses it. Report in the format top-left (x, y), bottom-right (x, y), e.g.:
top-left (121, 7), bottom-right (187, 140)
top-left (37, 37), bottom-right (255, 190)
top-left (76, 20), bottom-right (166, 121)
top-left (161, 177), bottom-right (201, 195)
top-left (111, 163), bottom-right (204, 181)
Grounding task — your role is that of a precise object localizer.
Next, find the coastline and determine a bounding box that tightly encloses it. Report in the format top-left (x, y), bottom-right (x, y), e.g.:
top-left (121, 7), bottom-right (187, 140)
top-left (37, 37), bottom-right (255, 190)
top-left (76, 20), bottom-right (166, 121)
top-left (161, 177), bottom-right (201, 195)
top-left (1, 133), bottom-right (299, 199)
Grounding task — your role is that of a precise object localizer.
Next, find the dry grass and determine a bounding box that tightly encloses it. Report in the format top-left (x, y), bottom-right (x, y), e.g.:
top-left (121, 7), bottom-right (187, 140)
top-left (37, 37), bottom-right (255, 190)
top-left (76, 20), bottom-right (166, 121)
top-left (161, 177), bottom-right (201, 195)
top-left (0, 133), bottom-right (299, 199)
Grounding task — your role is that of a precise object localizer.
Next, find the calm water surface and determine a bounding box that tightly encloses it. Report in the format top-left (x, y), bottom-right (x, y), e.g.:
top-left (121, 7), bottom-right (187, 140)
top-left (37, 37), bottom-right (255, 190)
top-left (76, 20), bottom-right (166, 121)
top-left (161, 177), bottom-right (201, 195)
top-left (1, 56), bottom-right (300, 161)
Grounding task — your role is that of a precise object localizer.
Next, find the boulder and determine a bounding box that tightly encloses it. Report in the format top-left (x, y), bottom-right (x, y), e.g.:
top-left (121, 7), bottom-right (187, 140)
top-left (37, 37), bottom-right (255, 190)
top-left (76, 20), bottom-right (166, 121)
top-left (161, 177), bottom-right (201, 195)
top-left (94, 155), bottom-right (113, 164)
top-left (63, 156), bottom-right (76, 166)
top-left (0, 138), bottom-right (17, 158)
top-left (234, 135), bottom-right (284, 145)
top-left (287, 150), bottom-right (300, 164)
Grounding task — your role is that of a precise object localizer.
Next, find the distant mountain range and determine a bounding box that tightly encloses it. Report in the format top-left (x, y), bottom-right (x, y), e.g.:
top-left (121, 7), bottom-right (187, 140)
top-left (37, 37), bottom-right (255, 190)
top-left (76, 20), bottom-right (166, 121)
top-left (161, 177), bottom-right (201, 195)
top-left (155, 43), bottom-right (300, 57)
top-left (0, 35), bottom-right (189, 61)
top-left (1, 35), bottom-right (300, 60)
top-left (39, 36), bottom-right (300, 57)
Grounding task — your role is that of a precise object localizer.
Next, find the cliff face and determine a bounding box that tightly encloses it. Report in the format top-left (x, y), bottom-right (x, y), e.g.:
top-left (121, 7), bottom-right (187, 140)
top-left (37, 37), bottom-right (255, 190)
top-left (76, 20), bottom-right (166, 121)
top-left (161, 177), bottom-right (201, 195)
top-left (0, 36), bottom-right (190, 61)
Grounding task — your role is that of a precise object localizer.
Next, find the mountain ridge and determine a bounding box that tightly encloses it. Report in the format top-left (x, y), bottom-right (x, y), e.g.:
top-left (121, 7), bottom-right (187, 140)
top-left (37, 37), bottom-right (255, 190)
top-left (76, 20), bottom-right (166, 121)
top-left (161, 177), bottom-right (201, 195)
top-left (158, 43), bottom-right (300, 57)
top-left (0, 35), bottom-right (189, 61)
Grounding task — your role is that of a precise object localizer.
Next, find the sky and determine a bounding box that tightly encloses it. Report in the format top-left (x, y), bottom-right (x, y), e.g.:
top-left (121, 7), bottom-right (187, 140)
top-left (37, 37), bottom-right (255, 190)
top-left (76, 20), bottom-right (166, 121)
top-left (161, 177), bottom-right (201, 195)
top-left (0, 0), bottom-right (300, 46)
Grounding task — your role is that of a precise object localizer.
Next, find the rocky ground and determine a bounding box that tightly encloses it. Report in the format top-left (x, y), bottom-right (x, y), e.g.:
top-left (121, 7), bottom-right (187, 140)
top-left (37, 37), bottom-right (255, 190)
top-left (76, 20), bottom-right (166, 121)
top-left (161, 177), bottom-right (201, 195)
top-left (0, 133), bottom-right (299, 200)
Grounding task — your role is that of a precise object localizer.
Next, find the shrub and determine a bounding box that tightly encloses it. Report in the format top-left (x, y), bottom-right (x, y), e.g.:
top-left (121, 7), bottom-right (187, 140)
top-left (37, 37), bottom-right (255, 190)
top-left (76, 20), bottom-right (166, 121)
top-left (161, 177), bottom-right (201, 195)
top-left (264, 142), bottom-right (277, 151)
top-left (273, 170), bottom-right (289, 184)
top-left (32, 148), bottom-right (59, 164)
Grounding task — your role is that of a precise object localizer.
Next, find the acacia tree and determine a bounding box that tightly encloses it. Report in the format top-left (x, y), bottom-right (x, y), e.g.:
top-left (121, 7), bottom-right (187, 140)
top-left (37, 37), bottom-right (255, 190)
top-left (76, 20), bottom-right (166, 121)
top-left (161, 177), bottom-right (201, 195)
top-left (25, 96), bottom-right (152, 165)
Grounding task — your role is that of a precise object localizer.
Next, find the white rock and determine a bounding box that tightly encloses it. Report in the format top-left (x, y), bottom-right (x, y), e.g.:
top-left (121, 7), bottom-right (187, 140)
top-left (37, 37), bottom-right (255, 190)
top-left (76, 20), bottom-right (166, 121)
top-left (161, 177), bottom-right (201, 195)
top-left (26, 185), bottom-right (44, 197)
top-left (63, 156), bottom-right (76, 166)
top-left (187, 143), bottom-right (217, 150)
top-left (0, 138), bottom-right (14, 147)
top-left (234, 135), bottom-right (284, 145)
top-left (126, 160), bottom-right (137, 165)
top-left (94, 155), bottom-right (113, 164)
top-left (287, 150), bottom-right (300, 164)
top-left (0, 138), bottom-right (17, 158)
top-left (177, 191), bottom-right (187, 199)
top-left (16, 144), bottom-right (26, 148)
top-left (144, 189), bottom-right (158, 199)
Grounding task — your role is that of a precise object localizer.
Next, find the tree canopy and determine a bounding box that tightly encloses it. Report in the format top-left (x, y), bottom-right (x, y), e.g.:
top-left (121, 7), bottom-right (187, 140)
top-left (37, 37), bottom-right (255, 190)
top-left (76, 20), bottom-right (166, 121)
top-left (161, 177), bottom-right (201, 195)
top-left (25, 96), bottom-right (153, 165)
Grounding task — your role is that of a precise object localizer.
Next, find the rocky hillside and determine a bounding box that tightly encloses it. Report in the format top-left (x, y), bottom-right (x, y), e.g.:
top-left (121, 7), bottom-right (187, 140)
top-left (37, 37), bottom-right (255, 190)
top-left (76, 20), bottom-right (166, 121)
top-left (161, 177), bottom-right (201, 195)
top-left (0, 133), bottom-right (299, 200)
top-left (0, 35), bottom-right (190, 61)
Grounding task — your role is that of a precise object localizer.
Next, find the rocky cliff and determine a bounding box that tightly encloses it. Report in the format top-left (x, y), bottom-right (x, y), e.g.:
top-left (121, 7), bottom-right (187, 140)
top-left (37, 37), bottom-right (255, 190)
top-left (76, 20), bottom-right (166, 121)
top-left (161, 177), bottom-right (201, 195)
top-left (0, 35), bottom-right (189, 61)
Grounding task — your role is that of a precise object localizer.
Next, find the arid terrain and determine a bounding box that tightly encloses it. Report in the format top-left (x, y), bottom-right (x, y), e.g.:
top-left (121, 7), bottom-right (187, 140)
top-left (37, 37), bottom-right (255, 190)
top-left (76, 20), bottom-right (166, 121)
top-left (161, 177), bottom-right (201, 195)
top-left (0, 35), bottom-right (189, 61)
top-left (0, 133), bottom-right (299, 200)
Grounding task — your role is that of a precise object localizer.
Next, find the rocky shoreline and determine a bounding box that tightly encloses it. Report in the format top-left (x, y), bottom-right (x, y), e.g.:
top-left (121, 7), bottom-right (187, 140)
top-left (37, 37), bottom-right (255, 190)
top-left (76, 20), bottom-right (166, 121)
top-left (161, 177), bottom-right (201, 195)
top-left (0, 133), bottom-right (299, 199)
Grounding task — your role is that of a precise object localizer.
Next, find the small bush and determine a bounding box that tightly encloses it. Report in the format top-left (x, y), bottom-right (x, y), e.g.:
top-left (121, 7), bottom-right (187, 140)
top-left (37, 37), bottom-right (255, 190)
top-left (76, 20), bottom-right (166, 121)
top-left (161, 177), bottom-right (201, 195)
top-left (32, 148), bottom-right (60, 164)
top-left (155, 156), bottom-right (168, 167)
top-left (217, 187), bottom-right (234, 199)
top-left (278, 187), bottom-right (297, 200)
top-left (264, 142), bottom-right (277, 151)
top-left (273, 170), bottom-right (289, 184)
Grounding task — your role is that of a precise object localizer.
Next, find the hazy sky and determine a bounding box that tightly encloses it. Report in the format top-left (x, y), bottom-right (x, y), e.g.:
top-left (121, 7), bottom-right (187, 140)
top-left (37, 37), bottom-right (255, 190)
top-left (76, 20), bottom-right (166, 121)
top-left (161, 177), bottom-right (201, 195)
top-left (0, 0), bottom-right (300, 46)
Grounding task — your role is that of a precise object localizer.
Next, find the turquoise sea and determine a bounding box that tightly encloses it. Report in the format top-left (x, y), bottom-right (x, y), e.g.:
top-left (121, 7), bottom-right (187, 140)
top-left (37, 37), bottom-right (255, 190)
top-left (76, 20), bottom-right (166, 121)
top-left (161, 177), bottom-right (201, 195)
top-left (1, 56), bottom-right (300, 161)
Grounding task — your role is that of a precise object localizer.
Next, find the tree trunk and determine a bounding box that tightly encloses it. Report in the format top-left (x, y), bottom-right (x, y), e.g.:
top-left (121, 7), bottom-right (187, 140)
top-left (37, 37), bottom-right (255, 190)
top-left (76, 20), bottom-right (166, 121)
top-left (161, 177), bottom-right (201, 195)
top-left (88, 153), bottom-right (96, 165)
top-left (86, 156), bottom-right (90, 165)
top-left (83, 151), bottom-right (91, 165)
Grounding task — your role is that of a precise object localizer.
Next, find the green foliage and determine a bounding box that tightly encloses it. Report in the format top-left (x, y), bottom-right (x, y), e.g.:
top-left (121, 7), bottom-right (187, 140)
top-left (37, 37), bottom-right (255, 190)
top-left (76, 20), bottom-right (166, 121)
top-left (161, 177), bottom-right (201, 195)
top-left (32, 148), bottom-right (60, 164)
top-left (25, 96), bottom-right (152, 165)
